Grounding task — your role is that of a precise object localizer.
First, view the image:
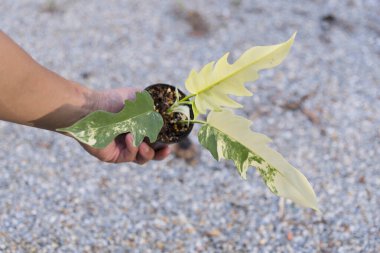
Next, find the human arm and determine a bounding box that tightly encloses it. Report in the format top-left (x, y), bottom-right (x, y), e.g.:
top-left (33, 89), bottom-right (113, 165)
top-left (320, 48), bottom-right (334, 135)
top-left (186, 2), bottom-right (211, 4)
top-left (0, 31), bottom-right (170, 164)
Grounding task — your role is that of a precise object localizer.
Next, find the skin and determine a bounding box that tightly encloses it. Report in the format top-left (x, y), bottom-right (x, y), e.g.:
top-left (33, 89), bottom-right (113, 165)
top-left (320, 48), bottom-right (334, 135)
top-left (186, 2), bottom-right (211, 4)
top-left (0, 31), bottom-right (170, 164)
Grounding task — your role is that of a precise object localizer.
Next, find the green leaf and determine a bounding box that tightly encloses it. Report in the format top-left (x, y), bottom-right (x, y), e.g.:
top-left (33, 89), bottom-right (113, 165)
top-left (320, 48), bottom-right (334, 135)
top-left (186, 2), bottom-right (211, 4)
top-left (57, 91), bottom-right (163, 148)
top-left (198, 110), bottom-right (319, 211)
top-left (185, 33), bottom-right (296, 114)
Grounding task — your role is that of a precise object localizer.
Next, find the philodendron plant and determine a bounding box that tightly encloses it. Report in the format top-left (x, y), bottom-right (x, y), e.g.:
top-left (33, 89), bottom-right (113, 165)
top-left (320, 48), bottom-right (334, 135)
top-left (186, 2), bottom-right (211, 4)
top-left (58, 33), bottom-right (319, 211)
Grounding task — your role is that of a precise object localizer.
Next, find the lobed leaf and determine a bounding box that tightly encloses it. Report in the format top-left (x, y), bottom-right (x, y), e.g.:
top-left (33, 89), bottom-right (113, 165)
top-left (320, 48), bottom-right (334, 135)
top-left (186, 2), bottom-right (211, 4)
top-left (198, 109), bottom-right (319, 211)
top-left (186, 33), bottom-right (296, 114)
top-left (57, 91), bottom-right (163, 148)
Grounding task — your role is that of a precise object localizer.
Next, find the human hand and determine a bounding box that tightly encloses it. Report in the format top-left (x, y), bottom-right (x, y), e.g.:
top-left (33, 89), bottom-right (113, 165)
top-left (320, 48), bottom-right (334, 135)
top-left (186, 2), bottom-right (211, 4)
top-left (80, 87), bottom-right (171, 164)
top-left (82, 133), bottom-right (171, 164)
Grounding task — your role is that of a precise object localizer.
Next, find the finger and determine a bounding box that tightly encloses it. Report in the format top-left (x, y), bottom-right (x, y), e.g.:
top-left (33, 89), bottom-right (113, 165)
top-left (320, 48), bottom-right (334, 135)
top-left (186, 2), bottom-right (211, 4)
top-left (153, 146), bottom-right (171, 161)
top-left (117, 133), bottom-right (139, 163)
top-left (135, 142), bottom-right (155, 165)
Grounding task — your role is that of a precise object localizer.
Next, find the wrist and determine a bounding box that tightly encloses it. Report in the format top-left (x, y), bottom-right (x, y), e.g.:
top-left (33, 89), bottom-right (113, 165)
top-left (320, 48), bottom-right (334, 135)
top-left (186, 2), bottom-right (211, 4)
top-left (46, 81), bottom-right (100, 131)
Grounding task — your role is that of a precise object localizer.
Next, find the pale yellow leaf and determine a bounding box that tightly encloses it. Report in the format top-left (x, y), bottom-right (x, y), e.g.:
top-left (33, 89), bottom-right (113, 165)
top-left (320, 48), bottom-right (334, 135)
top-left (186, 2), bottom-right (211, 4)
top-left (199, 109), bottom-right (319, 211)
top-left (186, 33), bottom-right (296, 114)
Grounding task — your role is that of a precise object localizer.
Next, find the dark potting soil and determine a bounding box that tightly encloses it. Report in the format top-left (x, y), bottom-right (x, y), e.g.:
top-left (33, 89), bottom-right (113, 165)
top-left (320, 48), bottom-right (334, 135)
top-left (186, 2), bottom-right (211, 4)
top-left (145, 84), bottom-right (194, 144)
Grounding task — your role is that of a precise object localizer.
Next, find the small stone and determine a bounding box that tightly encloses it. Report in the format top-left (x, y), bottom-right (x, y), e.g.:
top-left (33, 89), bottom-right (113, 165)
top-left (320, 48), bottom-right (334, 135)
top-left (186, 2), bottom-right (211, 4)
top-left (287, 231), bottom-right (293, 241)
top-left (156, 241), bottom-right (165, 250)
top-left (205, 228), bottom-right (222, 237)
top-left (184, 227), bottom-right (196, 234)
top-left (259, 239), bottom-right (267, 245)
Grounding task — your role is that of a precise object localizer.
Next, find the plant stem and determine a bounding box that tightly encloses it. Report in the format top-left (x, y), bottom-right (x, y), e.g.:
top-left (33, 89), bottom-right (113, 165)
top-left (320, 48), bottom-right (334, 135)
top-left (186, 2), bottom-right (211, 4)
top-left (179, 119), bottom-right (206, 125)
top-left (179, 93), bottom-right (196, 102)
top-left (177, 101), bottom-right (192, 105)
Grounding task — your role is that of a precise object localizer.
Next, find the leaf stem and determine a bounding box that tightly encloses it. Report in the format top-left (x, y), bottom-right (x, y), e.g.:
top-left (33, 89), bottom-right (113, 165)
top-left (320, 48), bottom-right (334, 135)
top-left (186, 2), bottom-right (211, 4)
top-left (177, 101), bottom-right (192, 105)
top-left (179, 119), bottom-right (207, 125)
top-left (179, 93), bottom-right (196, 102)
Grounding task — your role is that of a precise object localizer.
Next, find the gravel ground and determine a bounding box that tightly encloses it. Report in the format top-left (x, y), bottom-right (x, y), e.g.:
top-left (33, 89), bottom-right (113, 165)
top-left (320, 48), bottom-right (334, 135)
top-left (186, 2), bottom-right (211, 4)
top-left (0, 0), bottom-right (379, 252)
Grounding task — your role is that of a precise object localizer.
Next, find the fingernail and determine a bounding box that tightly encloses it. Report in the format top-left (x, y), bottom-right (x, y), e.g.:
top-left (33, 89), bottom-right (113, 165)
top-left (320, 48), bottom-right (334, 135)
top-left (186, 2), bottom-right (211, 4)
top-left (142, 145), bottom-right (150, 154)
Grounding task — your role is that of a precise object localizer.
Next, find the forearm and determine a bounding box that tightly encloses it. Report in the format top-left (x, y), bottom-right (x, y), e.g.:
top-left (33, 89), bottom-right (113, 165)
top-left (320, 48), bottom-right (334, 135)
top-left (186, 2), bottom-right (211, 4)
top-left (0, 31), bottom-right (101, 131)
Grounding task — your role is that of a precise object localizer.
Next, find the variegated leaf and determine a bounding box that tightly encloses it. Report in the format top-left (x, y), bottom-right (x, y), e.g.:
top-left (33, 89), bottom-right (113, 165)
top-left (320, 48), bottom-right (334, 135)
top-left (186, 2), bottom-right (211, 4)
top-left (186, 33), bottom-right (296, 114)
top-left (198, 109), bottom-right (319, 211)
top-left (57, 91), bottom-right (163, 148)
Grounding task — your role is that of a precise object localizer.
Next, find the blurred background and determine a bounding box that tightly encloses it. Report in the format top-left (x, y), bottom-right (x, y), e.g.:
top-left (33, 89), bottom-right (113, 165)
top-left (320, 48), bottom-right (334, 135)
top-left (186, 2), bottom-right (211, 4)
top-left (0, 0), bottom-right (379, 252)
